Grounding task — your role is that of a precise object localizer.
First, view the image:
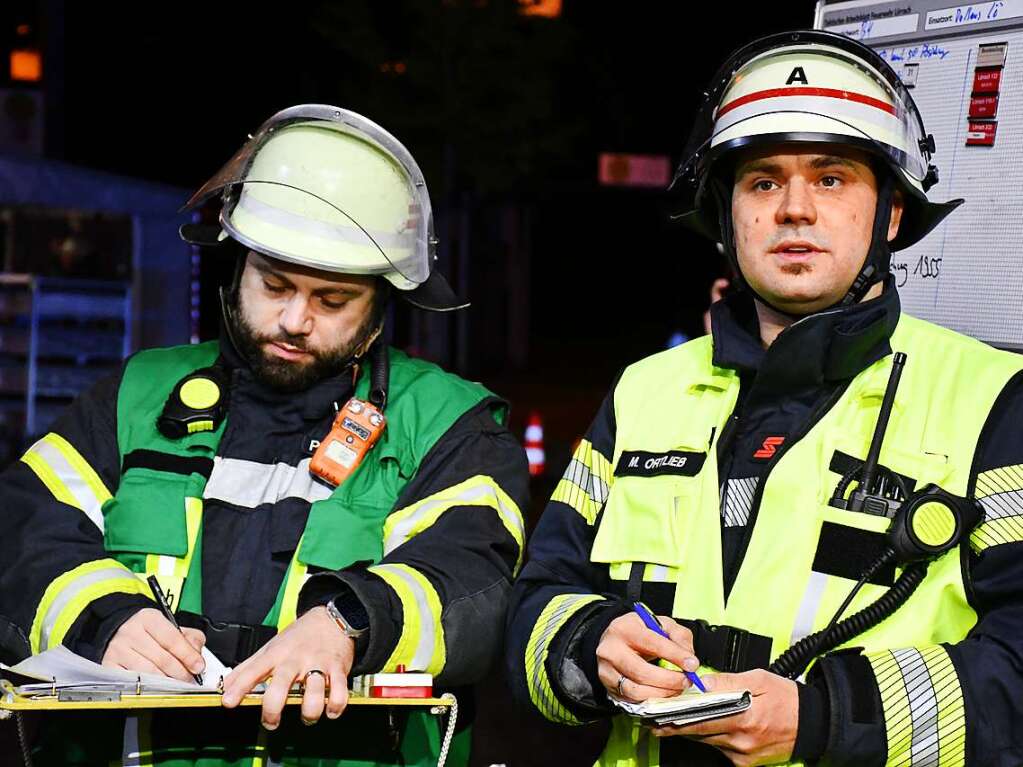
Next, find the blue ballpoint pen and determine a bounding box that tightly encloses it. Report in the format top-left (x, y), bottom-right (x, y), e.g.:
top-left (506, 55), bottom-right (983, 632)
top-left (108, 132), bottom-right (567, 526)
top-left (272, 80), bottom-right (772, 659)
top-left (632, 601), bottom-right (707, 693)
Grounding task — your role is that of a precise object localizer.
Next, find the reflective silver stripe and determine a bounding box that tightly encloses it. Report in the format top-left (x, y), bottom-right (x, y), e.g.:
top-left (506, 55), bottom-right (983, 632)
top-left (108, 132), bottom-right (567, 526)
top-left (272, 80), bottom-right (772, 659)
top-left (979, 489), bottom-right (1023, 520)
top-left (892, 647), bottom-right (940, 767)
top-left (529, 597), bottom-right (586, 696)
top-left (383, 481), bottom-right (525, 555)
top-left (376, 565), bottom-right (436, 671)
top-left (26, 437), bottom-right (105, 531)
top-left (563, 458), bottom-right (610, 505)
top-left (236, 189), bottom-right (415, 251)
top-left (721, 477), bottom-right (758, 528)
top-left (39, 567), bottom-right (139, 651)
top-left (647, 564), bottom-right (671, 583)
top-left (789, 571), bottom-right (829, 647)
top-left (122, 714), bottom-right (142, 767)
top-left (203, 457), bottom-right (332, 508)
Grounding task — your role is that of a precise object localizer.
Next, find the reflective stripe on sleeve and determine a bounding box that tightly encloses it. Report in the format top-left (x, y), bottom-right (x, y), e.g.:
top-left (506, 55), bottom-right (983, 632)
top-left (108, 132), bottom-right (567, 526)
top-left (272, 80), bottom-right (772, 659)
top-left (382, 474), bottom-right (525, 572)
top-left (368, 563), bottom-right (446, 675)
top-left (550, 439), bottom-right (613, 525)
top-left (524, 593), bottom-right (603, 725)
top-left (30, 558), bottom-right (152, 654)
top-left (972, 464), bottom-right (1023, 552)
top-left (20, 433), bottom-right (113, 531)
top-left (866, 645), bottom-right (966, 767)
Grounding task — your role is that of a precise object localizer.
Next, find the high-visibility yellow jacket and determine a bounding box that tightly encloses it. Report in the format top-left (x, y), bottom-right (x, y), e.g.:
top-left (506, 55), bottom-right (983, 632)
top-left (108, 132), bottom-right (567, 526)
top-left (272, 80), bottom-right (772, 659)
top-left (509, 291), bottom-right (1023, 767)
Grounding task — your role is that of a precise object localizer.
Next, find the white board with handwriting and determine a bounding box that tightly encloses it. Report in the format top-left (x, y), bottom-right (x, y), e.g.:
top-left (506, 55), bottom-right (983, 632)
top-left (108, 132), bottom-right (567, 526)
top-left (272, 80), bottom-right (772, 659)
top-left (817, 1), bottom-right (1023, 350)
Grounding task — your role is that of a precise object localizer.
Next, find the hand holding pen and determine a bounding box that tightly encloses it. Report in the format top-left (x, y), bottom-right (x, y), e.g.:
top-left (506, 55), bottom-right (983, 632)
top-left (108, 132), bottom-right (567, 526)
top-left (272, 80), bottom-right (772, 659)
top-left (632, 601), bottom-right (707, 693)
top-left (147, 575), bottom-right (205, 685)
top-left (595, 603), bottom-right (704, 701)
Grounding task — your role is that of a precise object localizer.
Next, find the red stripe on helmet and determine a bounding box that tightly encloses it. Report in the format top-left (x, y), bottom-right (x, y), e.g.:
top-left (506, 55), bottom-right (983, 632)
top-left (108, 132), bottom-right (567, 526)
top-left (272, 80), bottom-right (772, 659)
top-left (717, 87), bottom-right (897, 118)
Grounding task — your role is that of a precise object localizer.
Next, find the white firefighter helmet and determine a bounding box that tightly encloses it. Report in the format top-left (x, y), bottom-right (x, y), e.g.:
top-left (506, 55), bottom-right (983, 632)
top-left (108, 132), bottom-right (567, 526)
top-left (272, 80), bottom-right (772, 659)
top-left (674, 30), bottom-right (960, 253)
top-left (182, 105), bottom-right (465, 311)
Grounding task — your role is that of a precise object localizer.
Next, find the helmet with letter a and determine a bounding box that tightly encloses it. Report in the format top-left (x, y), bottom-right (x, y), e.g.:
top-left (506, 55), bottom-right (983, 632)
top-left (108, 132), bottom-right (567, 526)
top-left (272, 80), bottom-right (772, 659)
top-left (180, 104), bottom-right (466, 312)
top-left (673, 30), bottom-right (962, 304)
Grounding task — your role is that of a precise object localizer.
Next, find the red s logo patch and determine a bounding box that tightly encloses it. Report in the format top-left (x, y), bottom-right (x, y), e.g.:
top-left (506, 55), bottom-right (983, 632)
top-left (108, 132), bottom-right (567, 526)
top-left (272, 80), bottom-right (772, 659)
top-left (753, 436), bottom-right (785, 460)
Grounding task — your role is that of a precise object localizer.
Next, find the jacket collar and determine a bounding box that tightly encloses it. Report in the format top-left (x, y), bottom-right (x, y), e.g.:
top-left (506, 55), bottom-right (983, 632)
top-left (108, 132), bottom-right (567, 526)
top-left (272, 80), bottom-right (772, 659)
top-left (710, 278), bottom-right (901, 397)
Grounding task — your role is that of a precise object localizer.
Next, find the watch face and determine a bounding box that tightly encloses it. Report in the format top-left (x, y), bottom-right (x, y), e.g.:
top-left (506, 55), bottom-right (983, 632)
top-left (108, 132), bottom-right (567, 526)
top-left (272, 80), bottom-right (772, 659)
top-left (331, 596), bottom-right (370, 633)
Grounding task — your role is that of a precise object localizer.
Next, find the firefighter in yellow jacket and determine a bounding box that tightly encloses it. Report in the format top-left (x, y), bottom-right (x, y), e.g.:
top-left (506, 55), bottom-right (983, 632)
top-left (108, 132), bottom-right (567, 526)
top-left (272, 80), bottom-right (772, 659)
top-left (507, 31), bottom-right (1023, 766)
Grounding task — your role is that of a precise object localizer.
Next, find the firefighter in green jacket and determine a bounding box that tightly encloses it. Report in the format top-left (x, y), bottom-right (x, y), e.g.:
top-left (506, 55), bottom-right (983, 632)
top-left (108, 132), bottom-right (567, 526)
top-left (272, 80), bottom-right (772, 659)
top-left (507, 31), bottom-right (1023, 766)
top-left (0, 105), bottom-right (528, 766)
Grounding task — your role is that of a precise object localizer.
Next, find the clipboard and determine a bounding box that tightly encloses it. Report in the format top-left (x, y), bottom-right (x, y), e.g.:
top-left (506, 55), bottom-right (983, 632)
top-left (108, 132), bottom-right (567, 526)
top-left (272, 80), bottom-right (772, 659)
top-left (0, 679), bottom-right (454, 713)
top-left (0, 680), bottom-right (460, 767)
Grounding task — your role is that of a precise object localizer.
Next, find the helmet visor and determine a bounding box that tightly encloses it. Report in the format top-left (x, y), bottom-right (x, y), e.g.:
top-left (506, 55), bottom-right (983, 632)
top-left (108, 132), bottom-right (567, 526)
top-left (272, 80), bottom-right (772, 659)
top-left (183, 105), bottom-right (433, 287)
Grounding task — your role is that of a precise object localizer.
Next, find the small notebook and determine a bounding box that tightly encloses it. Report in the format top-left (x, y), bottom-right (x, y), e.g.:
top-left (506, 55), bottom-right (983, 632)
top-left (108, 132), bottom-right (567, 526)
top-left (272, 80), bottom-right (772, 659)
top-left (609, 689), bottom-right (752, 726)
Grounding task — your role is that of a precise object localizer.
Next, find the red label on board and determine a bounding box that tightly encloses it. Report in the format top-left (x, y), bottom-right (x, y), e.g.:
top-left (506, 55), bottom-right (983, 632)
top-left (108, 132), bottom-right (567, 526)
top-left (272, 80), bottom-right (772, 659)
top-left (973, 67), bottom-right (1002, 93)
top-left (966, 121), bottom-right (997, 146)
top-left (969, 94), bottom-right (999, 119)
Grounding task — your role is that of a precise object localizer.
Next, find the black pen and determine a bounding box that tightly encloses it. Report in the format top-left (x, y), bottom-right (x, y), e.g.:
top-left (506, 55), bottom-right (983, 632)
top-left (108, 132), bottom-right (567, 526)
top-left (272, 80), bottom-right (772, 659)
top-left (146, 575), bottom-right (204, 685)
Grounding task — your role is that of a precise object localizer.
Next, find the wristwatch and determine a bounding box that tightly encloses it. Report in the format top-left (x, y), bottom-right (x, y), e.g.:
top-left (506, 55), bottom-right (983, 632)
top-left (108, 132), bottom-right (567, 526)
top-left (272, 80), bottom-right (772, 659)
top-left (325, 594), bottom-right (370, 640)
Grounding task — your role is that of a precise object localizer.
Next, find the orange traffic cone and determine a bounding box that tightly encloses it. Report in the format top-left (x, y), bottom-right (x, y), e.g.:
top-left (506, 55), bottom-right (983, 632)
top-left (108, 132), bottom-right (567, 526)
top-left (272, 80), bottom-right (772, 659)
top-left (525, 411), bottom-right (545, 477)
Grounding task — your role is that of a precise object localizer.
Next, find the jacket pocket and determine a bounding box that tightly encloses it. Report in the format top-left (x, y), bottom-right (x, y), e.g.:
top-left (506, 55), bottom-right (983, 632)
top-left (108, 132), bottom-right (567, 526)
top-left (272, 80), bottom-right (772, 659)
top-left (297, 496), bottom-right (391, 571)
top-left (591, 474), bottom-right (700, 569)
top-left (102, 468), bottom-right (194, 556)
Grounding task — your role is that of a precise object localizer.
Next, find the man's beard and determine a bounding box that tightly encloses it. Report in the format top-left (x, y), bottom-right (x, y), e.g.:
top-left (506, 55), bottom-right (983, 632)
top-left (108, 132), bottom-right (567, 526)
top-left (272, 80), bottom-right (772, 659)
top-left (231, 298), bottom-right (375, 392)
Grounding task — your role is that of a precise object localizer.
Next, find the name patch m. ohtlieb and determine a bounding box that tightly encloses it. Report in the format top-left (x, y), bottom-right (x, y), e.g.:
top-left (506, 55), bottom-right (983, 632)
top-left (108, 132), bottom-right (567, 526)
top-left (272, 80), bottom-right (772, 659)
top-left (614, 450), bottom-right (706, 477)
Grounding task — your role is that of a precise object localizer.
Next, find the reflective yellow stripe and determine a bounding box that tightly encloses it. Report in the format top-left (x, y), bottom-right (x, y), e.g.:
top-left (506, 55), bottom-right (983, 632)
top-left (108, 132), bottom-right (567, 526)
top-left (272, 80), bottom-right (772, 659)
top-left (975, 463), bottom-right (1023, 498)
top-left (20, 432), bottom-right (112, 531)
top-left (970, 516), bottom-right (1023, 552)
top-left (145, 497), bottom-right (203, 579)
top-left (383, 474), bottom-right (525, 572)
top-left (369, 563), bottom-right (446, 674)
top-left (972, 464), bottom-right (1023, 552)
top-left (43, 432), bottom-right (112, 505)
top-left (31, 559), bottom-right (152, 653)
top-left (20, 450), bottom-right (79, 507)
top-left (524, 593), bottom-right (603, 725)
top-left (551, 478), bottom-right (601, 524)
top-left (550, 439), bottom-right (613, 525)
top-left (276, 536), bottom-right (310, 631)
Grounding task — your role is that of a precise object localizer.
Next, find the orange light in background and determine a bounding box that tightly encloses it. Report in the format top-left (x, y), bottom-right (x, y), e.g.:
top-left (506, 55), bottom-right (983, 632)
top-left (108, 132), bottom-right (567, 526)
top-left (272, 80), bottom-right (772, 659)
top-left (11, 49), bottom-right (42, 82)
top-left (379, 60), bottom-right (408, 76)
top-left (518, 0), bottom-right (561, 17)
top-left (16, 24), bottom-right (31, 36)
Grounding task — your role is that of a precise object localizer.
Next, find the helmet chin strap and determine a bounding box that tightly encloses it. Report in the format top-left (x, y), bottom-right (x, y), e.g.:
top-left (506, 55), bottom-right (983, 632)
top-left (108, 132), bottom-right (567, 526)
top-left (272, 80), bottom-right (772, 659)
top-left (711, 172), bottom-right (896, 319)
top-left (839, 173), bottom-right (895, 307)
